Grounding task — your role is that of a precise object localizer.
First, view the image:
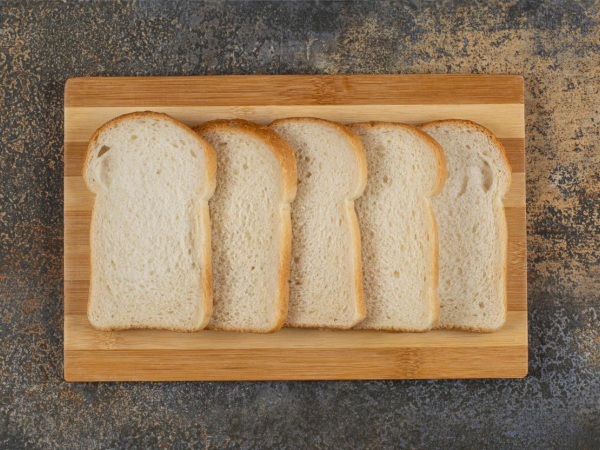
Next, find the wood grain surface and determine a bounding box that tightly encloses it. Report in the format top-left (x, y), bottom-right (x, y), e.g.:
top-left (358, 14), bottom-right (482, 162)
top-left (64, 75), bottom-right (527, 381)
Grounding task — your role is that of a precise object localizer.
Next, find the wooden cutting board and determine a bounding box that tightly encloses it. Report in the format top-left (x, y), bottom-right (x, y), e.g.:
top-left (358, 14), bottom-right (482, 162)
top-left (64, 75), bottom-right (527, 381)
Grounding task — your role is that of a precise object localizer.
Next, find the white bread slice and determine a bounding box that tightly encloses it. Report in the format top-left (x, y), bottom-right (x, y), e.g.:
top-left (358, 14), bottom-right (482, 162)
top-left (349, 122), bottom-right (447, 331)
top-left (194, 120), bottom-right (297, 333)
top-left (420, 120), bottom-right (512, 332)
top-left (270, 118), bottom-right (367, 329)
top-left (83, 111), bottom-right (217, 332)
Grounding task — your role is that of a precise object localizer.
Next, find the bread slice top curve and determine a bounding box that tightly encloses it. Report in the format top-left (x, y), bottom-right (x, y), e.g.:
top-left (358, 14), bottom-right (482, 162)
top-left (194, 119), bottom-right (297, 333)
top-left (350, 122), bottom-right (447, 331)
top-left (420, 119), bottom-right (512, 332)
top-left (83, 111), bottom-right (217, 332)
top-left (269, 117), bottom-right (367, 329)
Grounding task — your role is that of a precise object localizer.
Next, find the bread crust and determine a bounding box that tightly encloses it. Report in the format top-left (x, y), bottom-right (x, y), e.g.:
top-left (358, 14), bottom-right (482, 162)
top-left (350, 122), bottom-right (446, 332)
top-left (194, 119), bottom-right (298, 333)
top-left (351, 122), bottom-right (448, 197)
top-left (419, 119), bottom-right (512, 332)
top-left (419, 119), bottom-right (511, 196)
top-left (269, 117), bottom-right (367, 329)
top-left (83, 111), bottom-right (217, 332)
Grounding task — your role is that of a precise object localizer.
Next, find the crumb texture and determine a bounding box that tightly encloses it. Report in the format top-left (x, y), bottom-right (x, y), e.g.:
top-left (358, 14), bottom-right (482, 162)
top-left (271, 119), bottom-right (365, 328)
top-left (423, 122), bottom-right (511, 331)
top-left (84, 114), bottom-right (213, 330)
top-left (200, 128), bottom-right (286, 332)
top-left (352, 124), bottom-right (441, 331)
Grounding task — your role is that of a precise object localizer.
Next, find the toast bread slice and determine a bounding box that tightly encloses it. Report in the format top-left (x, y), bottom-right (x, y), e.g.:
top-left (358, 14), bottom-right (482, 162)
top-left (84, 111), bottom-right (217, 332)
top-left (270, 118), bottom-right (367, 329)
top-left (350, 122), bottom-right (446, 332)
top-left (420, 120), bottom-right (511, 332)
top-left (194, 119), bottom-right (297, 333)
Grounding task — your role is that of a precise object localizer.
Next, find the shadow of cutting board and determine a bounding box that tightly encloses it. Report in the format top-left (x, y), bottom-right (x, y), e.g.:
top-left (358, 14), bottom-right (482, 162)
top-left (64, 75), bottom-right (527, 381)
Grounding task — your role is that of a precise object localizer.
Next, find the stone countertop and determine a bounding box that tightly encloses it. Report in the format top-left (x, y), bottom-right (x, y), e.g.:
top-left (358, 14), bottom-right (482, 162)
top-left (1, 1), bottom-right (599, 448)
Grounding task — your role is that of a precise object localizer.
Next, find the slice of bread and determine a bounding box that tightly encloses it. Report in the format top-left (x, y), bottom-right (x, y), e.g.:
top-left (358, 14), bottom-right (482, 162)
top-left (420, 120), bottom-right (512, 332)
top-left (350, 122), bottom-right (447, 331)
top-left (270, 118), bottom-right (367, 329)
top-left (84, 111), bottom-right (217, 332)
top-left (194, 120), bottom-right (297, 333)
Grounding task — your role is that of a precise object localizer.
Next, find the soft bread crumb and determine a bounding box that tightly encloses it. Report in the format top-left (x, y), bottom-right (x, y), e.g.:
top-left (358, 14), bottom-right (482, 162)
top-left (350, 122), bottom-right (446, 332)
top-left (420, 120), bottom-right (511, 332)
top-left (84, 112), bottom-right (216, 332)
top-left (270, 118), bottom-right (367, 329)
top-left (195, 120), bottom-right (296, 333)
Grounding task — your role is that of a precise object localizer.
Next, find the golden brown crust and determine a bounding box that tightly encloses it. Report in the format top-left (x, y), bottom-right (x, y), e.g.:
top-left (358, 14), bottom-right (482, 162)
top-left (194, 119), bottom-right (297, 333)
top-left (269, 117), bottom-right (367, 328)
top-left (419, 119), bottom-right (511, 333)
top-left (271, 202), bottom-right (293, 332)
top-left (427, 201), bottom-right (440, 328)
top-left (482, 196), bottom-right (509, 333)
top-left (355, 325), bottom-right (434, 333)
top-left (354, 318), bottom-right (436, 332)
top-left (198, 201), bottom-right (214, 330)
top-left (84, 111), bottom-right (217, 332)
top-left (349, 202), bottom-right (367, 324)
top-left (434, 321), bottom-right (505, 333)
top-left (283, 322), bottom-right (362, 331)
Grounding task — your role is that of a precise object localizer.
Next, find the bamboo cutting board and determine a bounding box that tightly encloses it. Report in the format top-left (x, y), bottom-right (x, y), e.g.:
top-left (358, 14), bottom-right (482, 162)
top-left (64, 75), bottom-right (527, 381)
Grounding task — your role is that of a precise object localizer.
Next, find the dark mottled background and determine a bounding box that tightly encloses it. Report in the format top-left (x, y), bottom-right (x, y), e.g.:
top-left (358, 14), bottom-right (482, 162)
top-left (1, 0), bottom-right (599, 448)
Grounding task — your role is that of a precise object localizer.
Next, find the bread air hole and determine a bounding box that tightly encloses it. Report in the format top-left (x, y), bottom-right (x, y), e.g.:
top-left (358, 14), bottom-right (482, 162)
top-left (481, 160), bottom-right (494, 192)
top-left (98, 145), bottom-right (111, 157)
top-left (98, 157), bottom-right (112, 188)
top-left (457, 176), bottom-right (468, 198)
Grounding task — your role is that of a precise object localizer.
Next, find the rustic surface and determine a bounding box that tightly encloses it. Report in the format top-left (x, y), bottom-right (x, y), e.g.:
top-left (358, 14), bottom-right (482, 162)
top-left (1, 0), bottom-right (599, 448)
